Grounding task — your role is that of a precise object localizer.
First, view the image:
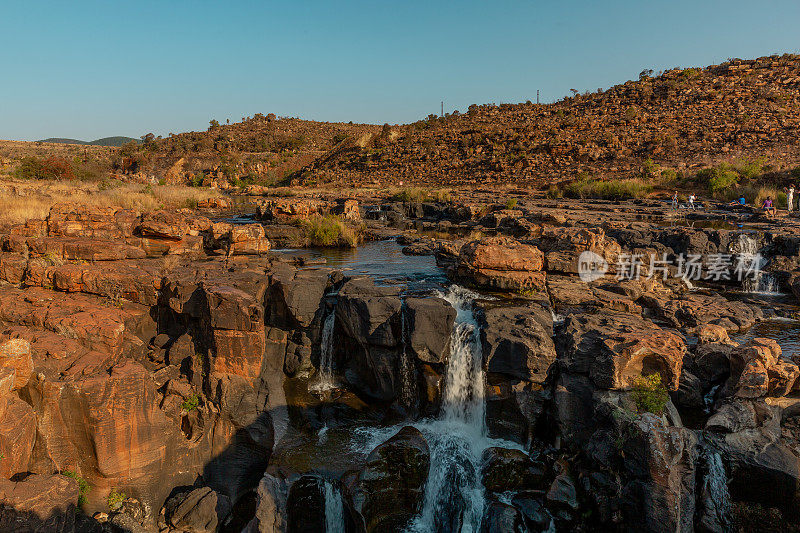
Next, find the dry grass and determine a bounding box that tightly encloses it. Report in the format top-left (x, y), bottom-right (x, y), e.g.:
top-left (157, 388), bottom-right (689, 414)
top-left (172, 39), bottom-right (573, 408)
top-left (0, 177), bottom-right (222, 225)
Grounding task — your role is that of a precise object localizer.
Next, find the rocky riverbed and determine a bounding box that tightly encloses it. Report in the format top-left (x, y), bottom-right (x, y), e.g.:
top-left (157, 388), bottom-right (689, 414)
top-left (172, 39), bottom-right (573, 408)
top-left (1, 191), bottom-right (800, 532)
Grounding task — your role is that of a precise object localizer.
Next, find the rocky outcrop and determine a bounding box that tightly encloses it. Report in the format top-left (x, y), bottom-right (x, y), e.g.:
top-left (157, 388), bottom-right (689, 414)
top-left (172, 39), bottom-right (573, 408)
top-left (347, 426), bottom-right (430, 532)
top-left (456, 236), bottom-right (545, 291)
top-left (557, 311), bottom-right (686, 391)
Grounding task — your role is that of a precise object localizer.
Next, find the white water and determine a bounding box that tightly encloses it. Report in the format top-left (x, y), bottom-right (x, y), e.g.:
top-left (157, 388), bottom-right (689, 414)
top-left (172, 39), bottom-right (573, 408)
top-left (324, 479), bottom-right (345, 533)
top-left (700, 451), bottom-right (731, 531)
top-left (736, 234), bottom-right (781, 294)
top-left (399, 306), bottom-right (418, 409)
top-left (405, 285), bottom-right (489, 533)
top-left (311, 311), bottom-right (337, 393)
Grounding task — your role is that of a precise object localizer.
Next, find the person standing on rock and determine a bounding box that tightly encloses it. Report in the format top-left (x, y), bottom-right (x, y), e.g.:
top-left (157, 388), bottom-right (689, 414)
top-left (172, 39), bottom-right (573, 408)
top-left (671, 191), bottom-right (678, 209)
top-left (688, 193), bottom-right (696, 210)
top-left (785, 184), bottom-right (795, 212)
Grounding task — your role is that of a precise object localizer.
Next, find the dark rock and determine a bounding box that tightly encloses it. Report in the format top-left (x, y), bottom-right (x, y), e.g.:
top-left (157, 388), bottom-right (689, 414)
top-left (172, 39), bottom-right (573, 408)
top-left (480, 501), bottom-right (529, 533)
top-left (404, 297), bottom-right (455, 364)
top-left (349, 426), bottom-right (430, 532)
top-left (481, 447), bottom-right (547, 493)
top-left (165, 486), bottom-right (231, 533)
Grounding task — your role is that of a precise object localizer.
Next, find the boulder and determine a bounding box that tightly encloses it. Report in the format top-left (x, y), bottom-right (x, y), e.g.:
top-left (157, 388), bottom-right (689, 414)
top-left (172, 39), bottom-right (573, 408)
top-left (334, 278), bottom-right (403, 401)
top-left (480, 501), bottom-right (528, 533)
top-left (404, 297), bottom-right (455, 364)
top-left (456, 236), bottom-right (546, 291)
top-left (480, 447), bottom-right (546, 493)
top-left (723, 338), bottom-right (795, 398)
top-left (349, 426), bottom-right (430, 532)
top-left (535, 226), bottom-right (621, 274)
top-left (165, 486), bottom-right (231, 533)
top-left (557, 311), bottom-right (685, 391)
top-left (246, 473), bottom-right (287, 533)
top-left (480, 304), bottom-right (556, 383)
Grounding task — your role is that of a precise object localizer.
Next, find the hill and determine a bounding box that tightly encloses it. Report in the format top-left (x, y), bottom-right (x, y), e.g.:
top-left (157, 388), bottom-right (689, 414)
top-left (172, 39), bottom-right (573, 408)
top-left (38, 136), bottom-right (139, 147)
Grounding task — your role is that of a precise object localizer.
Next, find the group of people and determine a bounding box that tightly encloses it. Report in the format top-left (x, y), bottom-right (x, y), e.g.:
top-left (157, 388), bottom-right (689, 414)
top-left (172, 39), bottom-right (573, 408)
top-left (670, 184), bottom-right (796, 217)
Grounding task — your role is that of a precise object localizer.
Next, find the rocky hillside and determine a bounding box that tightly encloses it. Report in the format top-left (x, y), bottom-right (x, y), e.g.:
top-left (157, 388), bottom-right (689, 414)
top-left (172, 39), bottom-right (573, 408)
top-left (302, 54), bottom-right (800, 187)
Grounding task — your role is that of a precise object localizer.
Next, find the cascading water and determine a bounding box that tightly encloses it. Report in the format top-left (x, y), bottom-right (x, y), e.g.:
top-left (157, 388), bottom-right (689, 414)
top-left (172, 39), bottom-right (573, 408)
top-left (736, 234), bottom-right (780, 294)
top-left (324, 480), bottom-right (346, 533)
top-left (311, 311), bottom-right (337, 393)
top-left (699, 451), bottom-right (732, 531)
top-left (406, 285), bottom-right (489, 533)
top-left (399, 304), bottom-right (418, 409)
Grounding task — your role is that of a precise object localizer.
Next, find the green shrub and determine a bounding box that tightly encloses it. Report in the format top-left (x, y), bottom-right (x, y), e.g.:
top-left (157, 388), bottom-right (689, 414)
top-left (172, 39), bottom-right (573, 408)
top-left (545, 185), bottom-right (564, 199)
top-left (181, 393), bottom-right (200, 412)
top-left (563, 177), bottom-right (652, 200)
top-left (505, 198), bottom-right (518, 209)
top-left (631, 374), bottom-right (669, 415)
top-left (300, 215), bottom-right (361, 247)
top-left (62, 471), bottom-right (90, 506)
top-left (701, 167), bottom-right (739, 193)
top-left (107, 488), bottom-right (127, 511)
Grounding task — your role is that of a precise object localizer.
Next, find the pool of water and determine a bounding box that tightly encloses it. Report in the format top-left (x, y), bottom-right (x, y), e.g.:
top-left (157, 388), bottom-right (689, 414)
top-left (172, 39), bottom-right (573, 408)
top-left (297, 239), bottom-right (448, 293)
top-left (730, 318), bottom-right (800, 359)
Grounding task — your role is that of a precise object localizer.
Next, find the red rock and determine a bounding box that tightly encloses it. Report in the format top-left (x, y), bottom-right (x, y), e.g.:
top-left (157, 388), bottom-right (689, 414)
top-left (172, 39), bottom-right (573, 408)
top-left (0, 394), bottom-right (36, 478)
top-left (210, 329), bottom-right (265, 380)
top-left (0, 337), bottom-right (33, 390)
top-left (459, 236), bottom-right (544, 272)
top-left (47, 203), bottom-right (137, 240)
top-left (0, 474), bottom-right (78, 530)
top-left (697, 323), bottom-right (735, 345)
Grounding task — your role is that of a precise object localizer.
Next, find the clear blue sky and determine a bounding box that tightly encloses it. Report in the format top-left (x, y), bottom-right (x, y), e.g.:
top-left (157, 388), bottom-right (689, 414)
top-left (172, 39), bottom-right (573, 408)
top-left (2, 0), bottom-right (799, 141)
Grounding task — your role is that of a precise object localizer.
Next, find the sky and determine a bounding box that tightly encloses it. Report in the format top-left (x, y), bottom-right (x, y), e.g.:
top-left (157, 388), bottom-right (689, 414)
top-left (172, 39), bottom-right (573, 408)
top-left (1, 0), bottom-right (799, 141)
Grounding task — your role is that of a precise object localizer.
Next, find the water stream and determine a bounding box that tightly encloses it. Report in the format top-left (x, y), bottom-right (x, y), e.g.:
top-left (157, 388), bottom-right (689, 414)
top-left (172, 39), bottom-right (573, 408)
top-left (310, 311), bottom-right (337, 393)
top-left (324, 479), bottom-right (346, 533)
top-left (735, 233), bottom-right (782, 295)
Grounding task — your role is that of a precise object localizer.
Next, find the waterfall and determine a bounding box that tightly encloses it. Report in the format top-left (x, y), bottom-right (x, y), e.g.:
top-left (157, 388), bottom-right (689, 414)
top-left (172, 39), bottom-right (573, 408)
top-left (324, 480), bottom-right (345, 533)
top-left (399, 304), bottom-right (418, 409)
top-left (406, 285), bottom-right (488, 533)
top-left (311, 311), bottom-right (337, 393)
top-left (699, 451), bottom-right (731, 532)
top-left (736, 234), bottom-right (780, 294)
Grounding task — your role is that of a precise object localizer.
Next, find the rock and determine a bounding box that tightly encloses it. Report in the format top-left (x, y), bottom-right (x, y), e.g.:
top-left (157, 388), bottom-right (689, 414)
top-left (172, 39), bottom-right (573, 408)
top-left (0, 393), bottom-right (36, 478)
top-left (697, 323), bottom-right (735, 345)
top-left (480, 304), bottom-right (556, 383)
top-left (557, 311), bottom-right (685, 390)
top-left (138, 210), bottom-right (194, 240)
top-left (546, 470), bottom-right (579, 512)
top-left (404, 297), bottom-right (455, 364)
top-left (349, 426), bottom-right (430, 532)
top-left (47, 203), bottom-right (137, 240)
top-left (456, 236), bottom-right (546, 291)
top-left (480, 501), bottom-right (528, 533)
top-left (0, 474), bottom-right (79, 532)
top-left (285, 476), bottom-right (327, 532)
top-left (247, 473), bottom-right (287, 533)
top-left (165, 486), bottom-right (231, 533)
top-left (536, 226), bottom-right (621, 274)
top-left (641, 293), bottom-right (762, 332)
top-left (480, 447), bottom-right (546, 493)
top-left (511, 493), bottom-right (552, 531)
top-left (334, 278), bottom-right (403, 401)
top-left (619, 413), bottom-right (698, 532)
top-left (723, 338), bottom-right (790, 398)
top-left (0, 337), bottom-right (33, 390)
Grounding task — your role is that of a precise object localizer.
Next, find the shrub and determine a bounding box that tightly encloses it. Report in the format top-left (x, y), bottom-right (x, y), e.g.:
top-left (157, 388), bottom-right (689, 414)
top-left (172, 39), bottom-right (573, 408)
top-left (15, 156), bottom-right (75, 180)
top-left (631, 374), bottom-right (669, 415)
top-left (545, 185), bottom-right (564, 199)
top-left (107, 488), bottom-right (127, 510)
top-left (563, 177), bottom-right (652, 200)
top-left (181, 394), bottom-right (200, 412)
top-left (300, 215), bottom-right (361, 247)
top-left (62, 471), bottom-right (90, 506)
top-left (505, 198), bottom-right (518, 209)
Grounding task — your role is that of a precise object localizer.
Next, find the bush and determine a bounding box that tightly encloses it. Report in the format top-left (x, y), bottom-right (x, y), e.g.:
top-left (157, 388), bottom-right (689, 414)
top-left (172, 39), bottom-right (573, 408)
top-left (62, 471), bottom-right (90, 506)
top-left (181, 393), bottom-right (200, 412)
top-left (107, 488), bottom-right (127, 510)
top-left (300, 215), bottom-right (361, 247)
top-left (631, 374), bottom-right (669, 415)
top-left (15, 156), bottom-right (75, 180)
top-left (563, 177), bottom-right (653, 200)
top-left (545, 185), bottom-right (564, 199)
top-left (505, 198), bottom-right (518, 209)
